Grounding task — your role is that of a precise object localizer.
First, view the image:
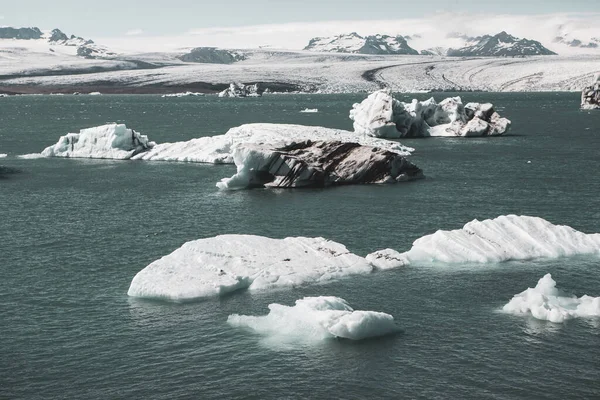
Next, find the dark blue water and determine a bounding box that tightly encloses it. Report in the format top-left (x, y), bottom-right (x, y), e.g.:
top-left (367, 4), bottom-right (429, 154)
top-left (1, 93), bottom-right (600, 399)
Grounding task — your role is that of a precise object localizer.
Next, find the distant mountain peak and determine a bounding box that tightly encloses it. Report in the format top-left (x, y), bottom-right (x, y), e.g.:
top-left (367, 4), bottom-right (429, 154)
top-left (304, 33), bottom-right (418, 55)
top-left (448, 31), bottom-right (557, 57)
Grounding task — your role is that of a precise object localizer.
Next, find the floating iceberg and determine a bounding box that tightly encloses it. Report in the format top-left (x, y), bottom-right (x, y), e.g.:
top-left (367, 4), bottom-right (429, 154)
top-left (89, 92), bottom-right (102, 96)
top-left (31, 123), bottom-right (413, 163)
top-left (401, 215), bottom-right (600, 264)
top-left (503, 274), bottom-right (600, 323)
top-left (40, 123), bottom-right (155, 159)
top-left (218, 83), bottom-right (261, 98)
top-left (365, 249), bottom-right (409, 270)
top-left (161, 92), bottom-right (204, 98)
top-left (127, 235), bottom-right (373, 302)
top-left (300, 108), bottom-right (319, 113)
top-left (216, 140), bottom-right (423, 190)
top-left (349, 89), bottom-right (511, 138)
top-left (0, 153), bottom-right (7, 158)
top-left (581, 73), bottom-right (600, 110)
top-left (228, 296), bottom-right (398, 341)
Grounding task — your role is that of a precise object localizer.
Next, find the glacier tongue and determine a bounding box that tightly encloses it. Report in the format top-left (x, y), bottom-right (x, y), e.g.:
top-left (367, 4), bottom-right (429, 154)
top-left (503, 274), bottom-right (600, 323)
top-left (127, 235), bottom-right (373, 302)
top-left (228, 296), bottom-right (398, 342)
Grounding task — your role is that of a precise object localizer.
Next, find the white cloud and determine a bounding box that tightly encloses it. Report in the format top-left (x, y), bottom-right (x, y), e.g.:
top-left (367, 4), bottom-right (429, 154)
top-left (125, 29), bottom-right (143, 36)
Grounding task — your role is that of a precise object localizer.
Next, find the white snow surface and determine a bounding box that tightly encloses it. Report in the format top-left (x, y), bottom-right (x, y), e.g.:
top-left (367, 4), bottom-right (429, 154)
top-left (401, 215), bottom-right (600, 264)
top-left (31, 123), bottom-right (413, 163)
top-left (40, 123), bottom-right (155, 159)
top-left (227, 296), bottom-right (397, 341)
top-left (127, 235), bottom-right (373, 301)
top-left (350, 89), bottom-right (511, 138)
top-left (503, 274), bottom-right (600, 323)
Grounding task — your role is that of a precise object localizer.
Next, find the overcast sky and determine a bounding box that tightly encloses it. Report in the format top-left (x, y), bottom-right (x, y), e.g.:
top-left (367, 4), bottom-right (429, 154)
top-left (1, 0), bottom-right (599, 37)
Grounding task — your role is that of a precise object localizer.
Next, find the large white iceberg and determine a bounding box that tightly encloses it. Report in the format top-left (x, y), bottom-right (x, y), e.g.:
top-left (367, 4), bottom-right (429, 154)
top-left (40, 123), bottom-right (155, 159)
top-left (581, 73), bottom-right (600, 110)
top-left (216, 140), bottom-right (423, 190)
top-left (399, 215), bottom-right (600, 264)
top-left (218, 83), bottom-right (261, 98)
top-left (32, 123), bottom-right (414, 163)
top-left (349, 89), bottom-right (511, 138)
top-left (127, 235), bottom-right (373, 302)
top-left (228, 296), bottom-right (397, 341)
top-left (503, 274), bottom-right (600, 323)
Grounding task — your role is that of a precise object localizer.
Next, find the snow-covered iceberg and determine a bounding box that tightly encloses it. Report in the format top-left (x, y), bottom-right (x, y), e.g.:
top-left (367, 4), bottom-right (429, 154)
top-left (216, 140), bottom-right (423, 190)
top-left (349, 89), bottom-right (511, 138)
top-left (581, 73), bottom-right (600, 110)
top-left (127, 235), bottom-right (373, 302)
top-left (40, 123), bottom-right (155, 159)
top-left (218, 83), bottom-right (261, 98)
top-left (32, 123), bottom-right (413, 163)
top-left (228, 296), bottom-right (398, 341)
top-left (503, 274), bottom-right (600, 323)
top-left (0, 153), bottom-right (7, 158)
top-left (400, 215), bottom-right (600, 264)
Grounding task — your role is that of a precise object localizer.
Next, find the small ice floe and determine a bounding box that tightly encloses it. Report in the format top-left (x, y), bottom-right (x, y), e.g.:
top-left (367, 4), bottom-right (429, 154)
top-left (300, 108), bottom-right (319, 113)
top-left (503, 274), bottom-right (600, 323)
top-left (228, 296), bottom-right (398, 341)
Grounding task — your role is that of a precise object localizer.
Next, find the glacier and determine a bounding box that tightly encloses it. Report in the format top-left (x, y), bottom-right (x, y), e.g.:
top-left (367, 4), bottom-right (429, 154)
top-left (350, 89), bottom-right (511, 138)
top-left (32, 123), bottom-right (414, 163)
top-left (399, 215), bottom-right (600, 264)
top-left (216, 140), bottom-right (423, 190)
top-left (127, 235), bottom-right (374, 302)
top-left (581, 73), bottom-right (600, 110)
top-left (228, 296), bottom-right (398, 341)
top-left (503, 274), bottom-right (600, 323)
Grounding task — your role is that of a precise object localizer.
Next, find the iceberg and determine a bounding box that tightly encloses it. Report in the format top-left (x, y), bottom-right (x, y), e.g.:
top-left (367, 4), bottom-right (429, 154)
top-left (161, 92), bottom-right (204, 98)
top-left (40, 123), bottom-right (155, 159)
top-left (0, 153), bottom-right (7, 158)
top-left (300, 108), bottom-right (319, 113)
top-left (32, 123), bottom-right (413, 163)
top-left (365, 249), bottom-right (409, 270)
top-left (400, 215), bottom-right (600, 264)
top-left (127, 235), bottom-right (373, 302)
top-left (228, 296), bottom-right (398, 341)
top-left (581, 73), bottom-right (600, 110)
top-left (218, 83), bottom-right (261, 98)
top-left (216, 140), bottom-right (423, 190)
top-left (503, 274), bottom-right (600, 323)
top-left (349, 89), bottom-right (511, 138)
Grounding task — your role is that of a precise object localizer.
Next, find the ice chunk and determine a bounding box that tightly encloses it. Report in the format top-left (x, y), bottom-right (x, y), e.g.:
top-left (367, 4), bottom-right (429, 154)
top-left (581, 73), bottom-right (600, 110)
top-left (401, 215), bottom-right (600, 264)
top-left (503, 274), bottom-right (600, 323)
top-left (218, 83), bottom-right (261, 97)
top-left (300, 108), bottom-right (319, 113)
top-left (365, 249), bottom-right (409, 269)
top-left (127, 235), bottom-right (373, 302)
top-left (40, 123), bottom-right (155, 159)
top-left (32, 123), bottom-right (413, 163)
top-left (0, 153), bottom-right (6, 158)
top-left (227, 296), bottom-right (398, 341)
top-left (161, 92), bottom-right (204, 98)
top-left (350, 89), bottom-right (511, 138)
top-left (216, 140), bottom-right (423, 190)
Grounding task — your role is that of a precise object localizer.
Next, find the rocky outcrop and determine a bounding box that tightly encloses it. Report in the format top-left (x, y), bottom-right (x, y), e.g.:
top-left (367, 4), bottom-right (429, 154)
top-left (178, 47), bottom-right (245, 64)
top-left (448, 31), bottom-right (557, 57)
top-left (0, 27), bottom-right (43, 40)
top-left (48, 28), bottom-right (69, 42)
top-left (349, 89), bottom-right (511, 138)
top-left (218, 83), bottom-right (261, 97)
top-left (304, 32), bottom-right (419, 55)
top-left (581, 73), bottom-right (600, 110)
top-left (216, 140), bottom-right (423, 190)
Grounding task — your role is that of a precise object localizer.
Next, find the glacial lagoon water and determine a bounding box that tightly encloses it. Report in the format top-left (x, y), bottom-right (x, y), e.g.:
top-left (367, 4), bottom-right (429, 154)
top-left (1, 93), bottom-right (600, 399)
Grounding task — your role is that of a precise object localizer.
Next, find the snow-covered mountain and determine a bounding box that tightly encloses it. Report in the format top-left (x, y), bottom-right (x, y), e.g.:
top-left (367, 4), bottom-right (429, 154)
top-left (178, 47), bottom-right (245, 64)
top-left (304, 32), bottom-right (418, 55)
top-left (0, 26), bottom-right (113, 58)
top-left (447, 31), bottom-right (557, 57)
